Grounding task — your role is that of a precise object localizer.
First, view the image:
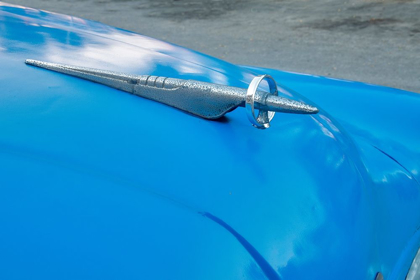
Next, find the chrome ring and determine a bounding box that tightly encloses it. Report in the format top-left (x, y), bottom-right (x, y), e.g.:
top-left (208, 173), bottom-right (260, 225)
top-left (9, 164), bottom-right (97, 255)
top-left (245, 75), bottom-right (278, 129)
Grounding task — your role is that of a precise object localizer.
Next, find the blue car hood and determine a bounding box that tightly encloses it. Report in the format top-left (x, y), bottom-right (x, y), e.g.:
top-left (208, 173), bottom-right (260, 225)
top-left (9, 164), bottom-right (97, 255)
top-left (1, 3), bottom-right (420, 280)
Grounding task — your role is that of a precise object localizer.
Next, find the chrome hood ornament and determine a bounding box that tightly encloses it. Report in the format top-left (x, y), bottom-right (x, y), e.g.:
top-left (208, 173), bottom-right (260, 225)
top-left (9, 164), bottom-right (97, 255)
top-left (25, 59), bottom-right (318, 129)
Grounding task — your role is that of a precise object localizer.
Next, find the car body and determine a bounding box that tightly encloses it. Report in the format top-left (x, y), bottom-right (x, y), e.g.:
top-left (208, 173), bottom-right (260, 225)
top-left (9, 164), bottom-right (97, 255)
top-left (0, 3), bottom-right (420, 280)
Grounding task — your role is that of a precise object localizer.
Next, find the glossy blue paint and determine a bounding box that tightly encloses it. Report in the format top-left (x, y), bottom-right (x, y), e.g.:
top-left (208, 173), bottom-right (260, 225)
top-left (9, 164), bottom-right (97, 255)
top-left (0, 3), bottom-right (419, 280)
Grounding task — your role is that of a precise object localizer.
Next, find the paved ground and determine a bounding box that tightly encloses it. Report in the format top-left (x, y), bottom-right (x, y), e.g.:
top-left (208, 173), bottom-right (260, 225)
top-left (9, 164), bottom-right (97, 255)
top-left (6, 0), bottom-right (420, 93)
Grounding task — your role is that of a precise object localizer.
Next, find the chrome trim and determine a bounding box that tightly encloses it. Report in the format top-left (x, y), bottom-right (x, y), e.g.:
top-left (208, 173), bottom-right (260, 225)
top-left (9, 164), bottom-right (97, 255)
top-left (25, 59), bottom-right (319, 129)
top-left (246, 75), bottom-right (278, 129)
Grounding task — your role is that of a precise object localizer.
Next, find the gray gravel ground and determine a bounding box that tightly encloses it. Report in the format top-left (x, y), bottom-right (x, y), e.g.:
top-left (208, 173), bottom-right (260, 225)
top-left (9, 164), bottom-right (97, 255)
top-left (6, 0), bottom-right (420, 93)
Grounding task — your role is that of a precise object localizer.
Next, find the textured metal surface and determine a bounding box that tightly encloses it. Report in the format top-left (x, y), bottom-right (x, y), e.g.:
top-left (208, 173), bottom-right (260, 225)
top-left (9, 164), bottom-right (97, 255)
top-left (25, 59), bottom-right (318, 126)
top-left (1, 3), bottom-right (420, 280)
top-left (375, 272), bottom-right (384, 280)
top-left (407, 248), bottom-right (420, 280)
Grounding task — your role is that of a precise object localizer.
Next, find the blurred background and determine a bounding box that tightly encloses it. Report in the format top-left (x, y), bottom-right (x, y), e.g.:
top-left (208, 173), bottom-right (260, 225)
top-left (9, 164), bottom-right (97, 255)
top-left (6, 0), bottom-right (420, 93)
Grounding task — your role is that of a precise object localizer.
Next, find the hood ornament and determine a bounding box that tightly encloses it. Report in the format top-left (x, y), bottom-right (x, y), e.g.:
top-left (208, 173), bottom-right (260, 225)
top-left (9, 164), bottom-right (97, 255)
top-left (25, 59), bottom-right (318, 129)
